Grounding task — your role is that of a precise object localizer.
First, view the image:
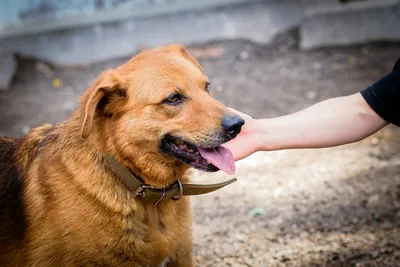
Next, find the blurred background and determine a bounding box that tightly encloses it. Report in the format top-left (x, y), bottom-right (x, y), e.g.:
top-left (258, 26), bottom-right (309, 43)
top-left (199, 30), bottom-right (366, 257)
top-left (1, 0), bottom-right (400, 266)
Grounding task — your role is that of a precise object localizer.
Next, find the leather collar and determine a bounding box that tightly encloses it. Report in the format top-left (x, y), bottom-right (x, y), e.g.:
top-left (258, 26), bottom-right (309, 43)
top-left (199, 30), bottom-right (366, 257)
top-left (103, 154), bottom-right (236, 205)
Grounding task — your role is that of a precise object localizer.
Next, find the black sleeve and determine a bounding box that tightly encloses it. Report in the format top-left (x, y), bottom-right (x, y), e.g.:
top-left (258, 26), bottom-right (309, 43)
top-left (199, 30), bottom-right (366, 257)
top-left (360, 58), bottom-right (400, 127)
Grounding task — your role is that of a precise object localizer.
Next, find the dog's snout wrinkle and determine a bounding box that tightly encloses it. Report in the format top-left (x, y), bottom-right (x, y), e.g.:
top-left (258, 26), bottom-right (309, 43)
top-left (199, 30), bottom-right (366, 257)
top-left (221, 115), bottom-right (244, 139)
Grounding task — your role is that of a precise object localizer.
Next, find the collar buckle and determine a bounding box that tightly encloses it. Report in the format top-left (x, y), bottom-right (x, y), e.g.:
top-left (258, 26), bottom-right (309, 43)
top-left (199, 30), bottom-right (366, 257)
top-left (132, 184), bottom-right (146, 197)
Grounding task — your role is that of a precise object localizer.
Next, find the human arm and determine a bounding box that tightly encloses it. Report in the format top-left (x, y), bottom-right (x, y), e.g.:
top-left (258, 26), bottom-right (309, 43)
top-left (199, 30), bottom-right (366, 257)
top-left (225, 58), bottom-right (400, 161)
top-left (224, 93), bottom-right (388, 161)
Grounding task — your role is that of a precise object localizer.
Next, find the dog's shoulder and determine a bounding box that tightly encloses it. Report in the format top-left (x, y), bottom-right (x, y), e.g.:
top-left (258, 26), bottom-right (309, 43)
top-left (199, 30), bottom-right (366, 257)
top-left (0, 124), bottom-right (58, 263)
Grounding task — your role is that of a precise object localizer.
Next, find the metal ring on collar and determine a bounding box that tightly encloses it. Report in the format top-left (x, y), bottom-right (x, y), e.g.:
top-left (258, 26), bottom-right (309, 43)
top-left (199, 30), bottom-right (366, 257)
top-left (171, 179), bottom-right (183, 201)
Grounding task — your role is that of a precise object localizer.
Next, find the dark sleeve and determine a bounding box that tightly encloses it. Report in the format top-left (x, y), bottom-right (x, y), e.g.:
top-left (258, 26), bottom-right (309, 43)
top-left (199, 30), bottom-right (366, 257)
top-left (360, 58), bottom-right (400, 127)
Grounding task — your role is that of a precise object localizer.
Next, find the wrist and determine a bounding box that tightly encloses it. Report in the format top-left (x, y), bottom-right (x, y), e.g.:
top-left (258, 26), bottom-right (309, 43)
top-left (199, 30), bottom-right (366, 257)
top-left (252, 117), bottom-right (290, 151)
top-left (250, 118), bottom-right (270, 152)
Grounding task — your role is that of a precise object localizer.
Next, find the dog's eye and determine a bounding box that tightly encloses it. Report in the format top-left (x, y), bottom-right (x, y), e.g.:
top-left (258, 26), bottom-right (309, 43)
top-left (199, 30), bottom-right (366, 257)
top-left (205, 82), bottom-right (211, 93)
top-left (163, 94), bottom-right (184, 105)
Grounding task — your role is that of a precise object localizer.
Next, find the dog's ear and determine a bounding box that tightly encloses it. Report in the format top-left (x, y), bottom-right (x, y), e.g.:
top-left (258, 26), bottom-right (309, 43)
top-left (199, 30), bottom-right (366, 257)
top-left (168, 44), bottom-right (206, 76)
top-left (81, 69), bottom-right (125, 139)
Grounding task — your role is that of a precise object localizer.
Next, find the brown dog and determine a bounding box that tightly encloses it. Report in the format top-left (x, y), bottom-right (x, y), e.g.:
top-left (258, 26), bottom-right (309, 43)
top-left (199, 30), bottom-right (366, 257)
top-left (0, 44), bottom-right (244, 266)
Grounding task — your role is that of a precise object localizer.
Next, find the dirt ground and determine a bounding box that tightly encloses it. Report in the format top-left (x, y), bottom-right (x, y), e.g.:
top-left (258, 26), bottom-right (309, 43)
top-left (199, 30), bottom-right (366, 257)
top-left (1, 29), bottom-right (400, 266)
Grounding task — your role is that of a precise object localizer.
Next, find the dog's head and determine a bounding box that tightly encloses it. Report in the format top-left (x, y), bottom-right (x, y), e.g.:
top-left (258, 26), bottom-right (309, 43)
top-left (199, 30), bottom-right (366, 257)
top-left (80, 45), bottom-right (244, 186)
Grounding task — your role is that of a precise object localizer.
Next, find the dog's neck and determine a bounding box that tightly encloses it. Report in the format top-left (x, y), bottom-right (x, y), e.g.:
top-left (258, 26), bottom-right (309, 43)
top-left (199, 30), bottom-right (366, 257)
top-left (102, 154), bottom-right (237, 205)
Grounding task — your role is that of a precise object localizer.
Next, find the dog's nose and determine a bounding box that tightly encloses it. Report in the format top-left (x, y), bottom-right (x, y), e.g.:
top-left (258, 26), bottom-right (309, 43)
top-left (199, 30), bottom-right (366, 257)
top-left (221, 115), bottom-right (245, 138)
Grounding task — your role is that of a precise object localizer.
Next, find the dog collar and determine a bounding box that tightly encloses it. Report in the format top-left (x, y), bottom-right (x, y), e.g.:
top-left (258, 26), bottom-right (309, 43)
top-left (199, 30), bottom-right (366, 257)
top-left (103, 154), bottom-right (236, 205)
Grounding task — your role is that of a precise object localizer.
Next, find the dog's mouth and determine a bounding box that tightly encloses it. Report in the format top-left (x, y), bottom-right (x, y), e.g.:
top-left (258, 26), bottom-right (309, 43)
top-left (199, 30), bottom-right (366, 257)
top-left (161, 135), bottom-right (235, 175)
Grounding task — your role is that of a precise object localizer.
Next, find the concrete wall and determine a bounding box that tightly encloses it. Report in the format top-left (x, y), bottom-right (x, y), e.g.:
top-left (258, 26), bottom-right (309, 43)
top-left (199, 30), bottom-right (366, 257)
top-left (0, 0), bottom-right (160, 25)
top-left (5, 0), bottom-right (395, 68)
top-left (0, 0), bottom-right (260, 39)
top-left (0, 0), bottom-right (336, 27)
top-left (0, 0), bottom-right (338, 66)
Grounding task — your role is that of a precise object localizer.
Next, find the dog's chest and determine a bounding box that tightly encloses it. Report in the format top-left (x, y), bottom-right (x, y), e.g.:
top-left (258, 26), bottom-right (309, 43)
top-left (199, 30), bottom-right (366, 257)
top-left (108, 203), bottom-right (187, 265)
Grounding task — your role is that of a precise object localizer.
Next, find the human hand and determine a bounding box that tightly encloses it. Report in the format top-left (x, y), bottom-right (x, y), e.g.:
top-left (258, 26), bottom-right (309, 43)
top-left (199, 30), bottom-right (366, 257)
top-left (223, 108), bottom-right (263, 161)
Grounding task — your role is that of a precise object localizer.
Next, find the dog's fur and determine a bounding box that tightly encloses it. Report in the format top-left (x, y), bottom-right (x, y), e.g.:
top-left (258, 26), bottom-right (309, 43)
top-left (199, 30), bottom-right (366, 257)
top-left (0, 45), bottom-right (237, 266)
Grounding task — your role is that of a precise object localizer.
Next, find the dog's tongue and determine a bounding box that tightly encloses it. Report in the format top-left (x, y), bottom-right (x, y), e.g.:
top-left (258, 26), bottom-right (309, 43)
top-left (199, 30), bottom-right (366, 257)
top-left (197, 146), bottom-right (235, 175)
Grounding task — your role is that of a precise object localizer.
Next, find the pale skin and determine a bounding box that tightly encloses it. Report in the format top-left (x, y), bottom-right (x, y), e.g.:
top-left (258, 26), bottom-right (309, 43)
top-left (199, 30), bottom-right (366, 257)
top-left (224, 93), bottom-right (389, 161)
